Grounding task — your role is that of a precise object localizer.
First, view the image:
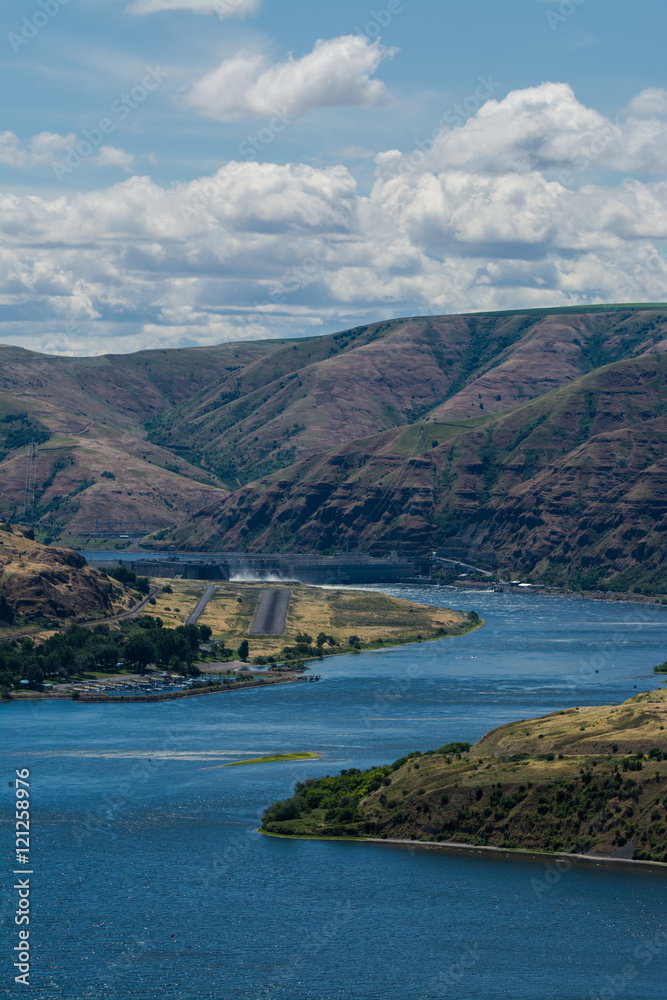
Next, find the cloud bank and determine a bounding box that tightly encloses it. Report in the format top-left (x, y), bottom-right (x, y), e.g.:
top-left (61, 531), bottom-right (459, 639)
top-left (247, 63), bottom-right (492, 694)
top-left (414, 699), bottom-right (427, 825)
top-left (2, 83), bottom-right (666, 356)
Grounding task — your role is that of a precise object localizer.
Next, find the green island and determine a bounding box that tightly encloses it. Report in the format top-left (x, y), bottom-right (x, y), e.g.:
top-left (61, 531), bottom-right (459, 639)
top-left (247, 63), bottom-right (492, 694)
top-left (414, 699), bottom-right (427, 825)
top-left (220, 752), bottom-right (322, 767)
top-left (261, 689), bottom-right (667, 863)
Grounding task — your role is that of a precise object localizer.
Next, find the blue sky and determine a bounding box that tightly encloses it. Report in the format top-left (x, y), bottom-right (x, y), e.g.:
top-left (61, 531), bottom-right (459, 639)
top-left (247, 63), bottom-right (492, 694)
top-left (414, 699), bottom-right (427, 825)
top-left (1, 0), bottom-right (666, 354)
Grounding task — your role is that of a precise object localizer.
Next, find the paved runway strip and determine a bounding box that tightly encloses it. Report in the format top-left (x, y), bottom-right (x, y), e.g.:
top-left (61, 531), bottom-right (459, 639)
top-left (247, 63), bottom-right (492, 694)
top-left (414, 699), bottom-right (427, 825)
top-left (248, 588), bottom-right (291, 635)
top-left (186, 585), bottom-right (216, 625)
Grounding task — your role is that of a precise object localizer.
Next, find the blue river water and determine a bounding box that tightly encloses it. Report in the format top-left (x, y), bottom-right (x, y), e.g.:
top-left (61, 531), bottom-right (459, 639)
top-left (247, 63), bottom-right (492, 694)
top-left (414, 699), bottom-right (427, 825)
top-left (2, 586), bottom-right (667, 1000)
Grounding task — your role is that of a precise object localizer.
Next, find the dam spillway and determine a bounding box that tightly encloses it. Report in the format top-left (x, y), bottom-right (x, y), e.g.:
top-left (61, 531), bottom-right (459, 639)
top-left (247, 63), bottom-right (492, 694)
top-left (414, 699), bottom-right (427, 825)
top-left (93, 552), bottom-right (432, 585)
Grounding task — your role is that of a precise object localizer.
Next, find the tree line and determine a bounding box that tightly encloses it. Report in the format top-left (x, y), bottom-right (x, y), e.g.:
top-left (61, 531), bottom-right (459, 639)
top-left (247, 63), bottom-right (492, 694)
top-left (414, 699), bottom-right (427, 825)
top-left (0, 615), bottom-right (227, 694)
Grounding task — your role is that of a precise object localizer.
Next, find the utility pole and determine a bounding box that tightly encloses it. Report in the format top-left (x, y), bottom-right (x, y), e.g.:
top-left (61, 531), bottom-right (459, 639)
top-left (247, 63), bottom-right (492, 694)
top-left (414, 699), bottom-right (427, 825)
top-left (23, 441), bottom-right (37, 522)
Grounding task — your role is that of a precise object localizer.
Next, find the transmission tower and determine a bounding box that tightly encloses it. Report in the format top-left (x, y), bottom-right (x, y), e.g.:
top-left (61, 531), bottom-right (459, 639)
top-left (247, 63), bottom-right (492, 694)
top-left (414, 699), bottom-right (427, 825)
top-left (23, 441), bottom-right (38, 521)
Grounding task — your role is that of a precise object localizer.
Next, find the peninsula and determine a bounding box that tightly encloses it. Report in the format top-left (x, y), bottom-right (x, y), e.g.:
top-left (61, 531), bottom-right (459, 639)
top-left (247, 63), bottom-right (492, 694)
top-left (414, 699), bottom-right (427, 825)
top-left (1, 531), bottom-right (481, 699)
top-left (261, 689), bottom-right (667, 864)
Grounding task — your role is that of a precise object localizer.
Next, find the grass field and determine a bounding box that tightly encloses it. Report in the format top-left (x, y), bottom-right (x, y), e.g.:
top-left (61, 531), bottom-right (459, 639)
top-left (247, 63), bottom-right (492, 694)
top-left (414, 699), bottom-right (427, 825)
top-left (134, 578), bottom-right (473, 661)
top-left (202, 582), bottom-right (467, 658)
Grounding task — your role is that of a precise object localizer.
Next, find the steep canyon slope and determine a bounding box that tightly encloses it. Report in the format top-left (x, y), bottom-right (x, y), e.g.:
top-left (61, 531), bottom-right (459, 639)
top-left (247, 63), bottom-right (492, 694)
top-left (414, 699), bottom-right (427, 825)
top-left (1, 306), bottom-right (666, 592)
top-left (159, 345), bottom-right (667, 593)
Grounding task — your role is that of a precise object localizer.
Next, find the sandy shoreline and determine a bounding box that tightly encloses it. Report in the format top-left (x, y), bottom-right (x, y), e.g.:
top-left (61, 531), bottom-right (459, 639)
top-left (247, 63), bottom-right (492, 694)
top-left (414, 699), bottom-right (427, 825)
top-left (259, 830), bottom-right (667, 870)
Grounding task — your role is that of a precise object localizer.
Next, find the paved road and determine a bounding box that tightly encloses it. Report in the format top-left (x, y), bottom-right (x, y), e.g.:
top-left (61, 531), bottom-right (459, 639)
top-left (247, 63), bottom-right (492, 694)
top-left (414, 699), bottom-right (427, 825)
top-left (248, 588), bottom-right (291, 635)
top-left (0, 587), bottom-right (159, 644)
top-left (186, 585), bottom-right (216, 625)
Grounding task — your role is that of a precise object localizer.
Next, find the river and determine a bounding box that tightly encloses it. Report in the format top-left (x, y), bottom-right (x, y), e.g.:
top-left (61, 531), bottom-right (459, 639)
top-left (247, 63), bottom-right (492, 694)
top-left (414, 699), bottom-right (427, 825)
top-left (2, 587), bottom-right (667, 999)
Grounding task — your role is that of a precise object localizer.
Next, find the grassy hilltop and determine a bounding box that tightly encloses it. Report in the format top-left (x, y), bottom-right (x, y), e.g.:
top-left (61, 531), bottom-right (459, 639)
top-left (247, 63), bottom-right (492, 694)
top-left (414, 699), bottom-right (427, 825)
top-left (262, 690), bottom-right (667, 863)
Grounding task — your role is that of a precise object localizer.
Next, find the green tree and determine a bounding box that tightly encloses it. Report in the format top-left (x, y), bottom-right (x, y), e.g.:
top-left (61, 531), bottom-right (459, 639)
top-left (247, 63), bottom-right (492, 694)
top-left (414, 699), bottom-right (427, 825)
top-left (0, 593), bottom-right (14, 625)
top-left (237, 639), bottom-right (249, 662)
top-left (74, 649), bottom-right (95, 678)
top-left (168, 654), bottom-right (184, 675)
top-left (124, 633), bottom-right (155, 674)
top-left (90, 643), bottom-right (119, 672)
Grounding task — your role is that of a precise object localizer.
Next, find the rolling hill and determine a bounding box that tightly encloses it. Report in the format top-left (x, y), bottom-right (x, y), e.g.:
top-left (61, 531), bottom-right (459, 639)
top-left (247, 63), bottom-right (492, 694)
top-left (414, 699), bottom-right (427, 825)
top-left (145, 307), bottom-right (667, 486)
top-left (0, 526), bottom-right (124, 624)
top-left (0, 340), bottom-right (278, 539)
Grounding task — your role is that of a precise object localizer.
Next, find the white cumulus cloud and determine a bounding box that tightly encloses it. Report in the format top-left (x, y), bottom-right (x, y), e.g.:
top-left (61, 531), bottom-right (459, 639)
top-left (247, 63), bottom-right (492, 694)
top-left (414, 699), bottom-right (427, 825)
top-left (184, 35), bottom-right (396, 122)
top-left (626, 87), bottom-right (667, 117)
top-left (0, 132), bottom-right (136, 174)
top-left (2, 84), bottom-right (666, 355)
top-left (377, 82), bottom-right (667, 178)
top-left (0, 131), bottom-right (78, 168)
top-left (95, 146), bottom-right (136, 172)
top-left (125, 0), bottom-right (260, 17)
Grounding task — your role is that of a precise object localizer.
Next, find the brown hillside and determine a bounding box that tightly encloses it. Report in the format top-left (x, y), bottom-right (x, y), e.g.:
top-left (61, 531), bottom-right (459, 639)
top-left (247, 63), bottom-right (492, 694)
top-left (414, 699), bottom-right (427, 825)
top-left (0, 527), bottom-right (121, 622)
top-left (262, 691), bottom-right (667, 862)
top-left (159, 353), bottom-right (667, 593)
top-left (1, 306), bottom-right (666, 545)
top-left (145, 308), bottom-right (667, 487)
top-left (0, 340), bottom-right (277, 536)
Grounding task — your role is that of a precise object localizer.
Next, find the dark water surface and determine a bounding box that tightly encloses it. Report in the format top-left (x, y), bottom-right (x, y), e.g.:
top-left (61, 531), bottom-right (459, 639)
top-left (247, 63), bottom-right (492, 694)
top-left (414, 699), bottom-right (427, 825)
top-left (2, 588), bottom-right (667, 999)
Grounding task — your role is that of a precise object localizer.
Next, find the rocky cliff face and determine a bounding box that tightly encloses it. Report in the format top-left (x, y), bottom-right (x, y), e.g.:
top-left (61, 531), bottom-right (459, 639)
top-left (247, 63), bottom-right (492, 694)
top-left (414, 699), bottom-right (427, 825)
top-left (0, 529), bottom-right (117, 621)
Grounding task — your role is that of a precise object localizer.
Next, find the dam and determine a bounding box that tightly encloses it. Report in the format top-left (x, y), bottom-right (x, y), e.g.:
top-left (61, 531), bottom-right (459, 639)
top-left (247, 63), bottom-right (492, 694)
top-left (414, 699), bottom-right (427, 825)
top-left (93, 552), bottom-right (432, 585)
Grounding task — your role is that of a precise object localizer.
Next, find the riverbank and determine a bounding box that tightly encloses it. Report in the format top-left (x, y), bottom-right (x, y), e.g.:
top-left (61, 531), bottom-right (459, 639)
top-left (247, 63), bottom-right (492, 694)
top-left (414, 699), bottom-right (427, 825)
top-left (259, 829), bottom-right (667, 870)
top-left (2, 581), bottom-right (481, 702)
top-left (5, 673), bottom-right (312, 703)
